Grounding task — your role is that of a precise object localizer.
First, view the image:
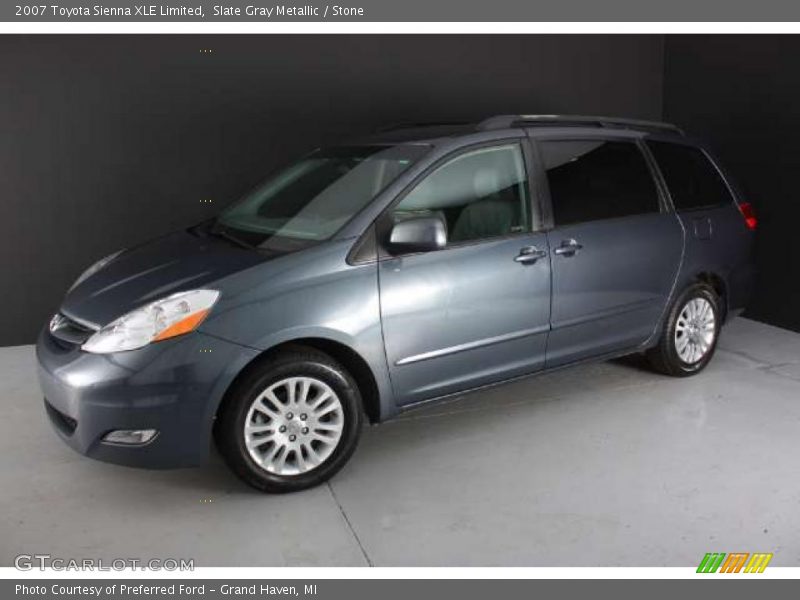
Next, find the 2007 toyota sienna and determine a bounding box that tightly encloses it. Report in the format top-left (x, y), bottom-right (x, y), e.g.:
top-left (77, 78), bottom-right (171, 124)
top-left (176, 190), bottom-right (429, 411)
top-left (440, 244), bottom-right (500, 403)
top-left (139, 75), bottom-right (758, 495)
top-left (37, 115), bottom-right (756, 492)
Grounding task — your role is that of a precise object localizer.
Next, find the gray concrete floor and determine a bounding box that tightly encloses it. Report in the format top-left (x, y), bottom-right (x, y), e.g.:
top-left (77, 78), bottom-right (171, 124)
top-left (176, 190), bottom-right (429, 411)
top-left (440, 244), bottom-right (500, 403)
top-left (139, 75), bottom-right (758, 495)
top-left (2, 318), bottom-right (799, 567)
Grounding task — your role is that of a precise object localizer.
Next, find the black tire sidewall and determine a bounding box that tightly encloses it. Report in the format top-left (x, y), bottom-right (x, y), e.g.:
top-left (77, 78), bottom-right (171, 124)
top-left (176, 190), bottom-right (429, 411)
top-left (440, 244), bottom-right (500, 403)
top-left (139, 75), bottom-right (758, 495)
top-left (217, 354), bottom-right (363, 493)
top-left (663, 284), bottom-right (721, 375)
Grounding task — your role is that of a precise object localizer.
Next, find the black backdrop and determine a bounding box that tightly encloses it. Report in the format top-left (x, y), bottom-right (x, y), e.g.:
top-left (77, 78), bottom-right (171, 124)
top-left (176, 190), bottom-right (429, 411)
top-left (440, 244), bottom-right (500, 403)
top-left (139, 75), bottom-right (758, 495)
top-left (664, 36), bottom-right (800, 335)
top-left (4, 35), bottom-right (797, 346)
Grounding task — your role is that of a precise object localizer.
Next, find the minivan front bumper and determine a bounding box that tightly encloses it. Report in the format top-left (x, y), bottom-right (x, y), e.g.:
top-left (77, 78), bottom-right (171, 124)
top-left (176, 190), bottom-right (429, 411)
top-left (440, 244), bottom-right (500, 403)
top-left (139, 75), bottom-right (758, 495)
top-left (36, 326), bottom-right (259, 468)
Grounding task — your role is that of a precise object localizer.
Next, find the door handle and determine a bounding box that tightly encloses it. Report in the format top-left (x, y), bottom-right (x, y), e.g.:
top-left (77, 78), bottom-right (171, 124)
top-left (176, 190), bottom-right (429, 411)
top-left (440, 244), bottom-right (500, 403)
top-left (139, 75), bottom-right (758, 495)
top-left (553, 239), bottom-right (583, 256)
top-left (514, 245), bottom-right (547, 264)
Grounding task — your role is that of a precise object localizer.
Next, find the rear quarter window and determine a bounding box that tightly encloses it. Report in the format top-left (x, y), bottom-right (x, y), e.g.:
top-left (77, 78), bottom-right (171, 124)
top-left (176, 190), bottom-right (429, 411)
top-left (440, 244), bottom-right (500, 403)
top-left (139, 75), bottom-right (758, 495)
top-left (648, 141), bottom-right (735, 211)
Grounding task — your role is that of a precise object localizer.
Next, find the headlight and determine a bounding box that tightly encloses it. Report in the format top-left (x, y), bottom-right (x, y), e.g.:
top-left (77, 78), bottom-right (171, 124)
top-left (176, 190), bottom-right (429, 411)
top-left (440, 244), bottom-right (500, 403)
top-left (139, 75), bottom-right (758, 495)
top-left (82, 289), bottom-right (220, 354)
top-left (69, 250), bottom-right (124, 292)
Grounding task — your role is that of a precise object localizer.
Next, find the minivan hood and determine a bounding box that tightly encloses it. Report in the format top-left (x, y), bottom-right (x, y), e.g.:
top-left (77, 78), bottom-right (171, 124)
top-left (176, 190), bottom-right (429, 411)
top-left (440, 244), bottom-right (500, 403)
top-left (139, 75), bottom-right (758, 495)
top-left (61, 229), bottom-right (270, 327)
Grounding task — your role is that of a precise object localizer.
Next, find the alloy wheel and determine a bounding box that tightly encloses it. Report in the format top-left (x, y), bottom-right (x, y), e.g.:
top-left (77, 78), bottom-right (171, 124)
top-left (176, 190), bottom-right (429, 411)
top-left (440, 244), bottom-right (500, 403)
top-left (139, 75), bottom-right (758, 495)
top-left (674, 297), bottom-right (716, 364)
top-left (243, 376), bottom-right (345, 476)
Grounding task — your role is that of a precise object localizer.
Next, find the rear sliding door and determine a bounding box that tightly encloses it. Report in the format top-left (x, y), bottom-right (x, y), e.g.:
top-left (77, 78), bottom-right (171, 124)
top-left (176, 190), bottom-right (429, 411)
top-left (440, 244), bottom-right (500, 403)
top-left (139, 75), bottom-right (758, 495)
top-left (537, 138), bottom-right (684, 367)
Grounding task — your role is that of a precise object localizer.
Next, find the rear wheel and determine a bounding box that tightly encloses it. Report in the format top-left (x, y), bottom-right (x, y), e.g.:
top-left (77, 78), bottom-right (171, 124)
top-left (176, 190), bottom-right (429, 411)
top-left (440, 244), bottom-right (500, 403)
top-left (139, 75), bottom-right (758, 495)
top-left (215, 347), bottom-right (363, 493)
top-left (647, 283), bottom-right (721, 377)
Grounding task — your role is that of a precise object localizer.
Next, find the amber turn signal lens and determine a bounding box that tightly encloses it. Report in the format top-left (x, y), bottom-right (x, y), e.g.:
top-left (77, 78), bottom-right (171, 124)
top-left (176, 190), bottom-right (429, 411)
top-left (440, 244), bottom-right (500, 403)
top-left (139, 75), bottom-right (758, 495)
top-left (152, 309), bottom-right (211, 342)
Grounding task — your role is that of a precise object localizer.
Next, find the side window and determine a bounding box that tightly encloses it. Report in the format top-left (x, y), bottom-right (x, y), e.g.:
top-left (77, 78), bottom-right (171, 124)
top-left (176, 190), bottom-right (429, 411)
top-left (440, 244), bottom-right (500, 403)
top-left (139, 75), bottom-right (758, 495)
top-left (541, 140), bottom-right (661, 227)
top-left (647, 141), bottom-right (734, 211)
top-left (393, 144), bottom-right (530, 244)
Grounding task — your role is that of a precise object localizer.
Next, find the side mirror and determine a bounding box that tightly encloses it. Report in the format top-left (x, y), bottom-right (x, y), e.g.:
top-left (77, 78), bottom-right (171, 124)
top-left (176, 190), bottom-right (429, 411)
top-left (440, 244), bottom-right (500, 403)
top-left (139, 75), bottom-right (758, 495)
top-left (388, 215), bottom-right (447, 254)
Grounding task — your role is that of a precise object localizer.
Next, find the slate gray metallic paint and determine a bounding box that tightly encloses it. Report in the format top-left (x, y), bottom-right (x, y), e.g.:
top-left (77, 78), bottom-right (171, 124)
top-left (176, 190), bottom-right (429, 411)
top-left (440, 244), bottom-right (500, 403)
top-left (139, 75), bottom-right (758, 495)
top-left (379, 230), bottom-right (552, 405)
top-left (198, 238), bottom-right (396, 419)
top-left (37, 326), bottom-right (260, 467)
top-left (638, 134), bottom-right (756, 318)
top-left (35, 125), bottom-right (754, 469)
top-left (528, 132), bottom-right (685, 366)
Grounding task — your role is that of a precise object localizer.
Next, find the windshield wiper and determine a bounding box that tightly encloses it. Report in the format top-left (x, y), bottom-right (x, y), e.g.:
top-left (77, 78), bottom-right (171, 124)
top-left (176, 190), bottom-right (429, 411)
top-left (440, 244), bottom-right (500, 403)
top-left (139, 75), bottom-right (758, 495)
top-left (207, 224), bottom-right (256, 250)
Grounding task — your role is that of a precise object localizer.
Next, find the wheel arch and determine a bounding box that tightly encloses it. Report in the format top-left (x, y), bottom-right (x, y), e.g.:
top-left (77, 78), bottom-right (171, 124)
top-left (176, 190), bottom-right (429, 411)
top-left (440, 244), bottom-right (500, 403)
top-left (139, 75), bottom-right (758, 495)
top-left (693, 270), bottom-right (729, 321)
top-left (213, 337), bottom-right (385, 427)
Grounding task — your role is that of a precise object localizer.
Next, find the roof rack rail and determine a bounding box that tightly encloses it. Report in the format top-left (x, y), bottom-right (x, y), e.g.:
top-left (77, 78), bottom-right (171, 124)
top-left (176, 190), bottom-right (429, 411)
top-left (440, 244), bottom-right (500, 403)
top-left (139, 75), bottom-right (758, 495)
top-left (374, 120), bottom-right (472, 133)
top-left (476, 114), bottom-right (684, 135)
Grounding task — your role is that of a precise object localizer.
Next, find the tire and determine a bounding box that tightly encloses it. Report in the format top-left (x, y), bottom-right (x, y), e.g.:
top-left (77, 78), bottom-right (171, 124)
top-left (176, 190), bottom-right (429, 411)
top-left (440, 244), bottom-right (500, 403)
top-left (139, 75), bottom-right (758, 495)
top-left (647, 283), bottom-right (721, 377)
top-left (215, 346), bottom-right (363, 493)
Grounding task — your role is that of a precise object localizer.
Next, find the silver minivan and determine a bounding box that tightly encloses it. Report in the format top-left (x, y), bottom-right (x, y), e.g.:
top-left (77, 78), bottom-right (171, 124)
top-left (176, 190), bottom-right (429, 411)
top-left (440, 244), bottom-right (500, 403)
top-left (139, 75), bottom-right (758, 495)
top-left (37, 115), bottom-right (756, 492)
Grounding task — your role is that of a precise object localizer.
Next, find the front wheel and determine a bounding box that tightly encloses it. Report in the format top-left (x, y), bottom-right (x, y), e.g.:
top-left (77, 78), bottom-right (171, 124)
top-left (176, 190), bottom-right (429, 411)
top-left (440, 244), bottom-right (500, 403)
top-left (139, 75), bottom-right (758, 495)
top-left (215, 347), bottom-right (363, 493)
top-left (647, 283), bottom-right (721, 377)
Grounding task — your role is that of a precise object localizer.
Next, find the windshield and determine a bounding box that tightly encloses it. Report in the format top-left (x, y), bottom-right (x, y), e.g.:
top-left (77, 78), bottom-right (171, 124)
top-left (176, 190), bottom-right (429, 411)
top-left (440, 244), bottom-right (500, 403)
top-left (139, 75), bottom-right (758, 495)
top-left (215, 144), bottom-right (429, 249)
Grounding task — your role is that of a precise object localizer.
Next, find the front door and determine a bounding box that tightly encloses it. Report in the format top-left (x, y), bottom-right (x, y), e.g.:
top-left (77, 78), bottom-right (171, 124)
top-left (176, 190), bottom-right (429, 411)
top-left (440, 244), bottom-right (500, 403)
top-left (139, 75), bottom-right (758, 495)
top-left (537, 138), bottom-right (684, 366)
top-left (378, 142), bottom-right (551, 406)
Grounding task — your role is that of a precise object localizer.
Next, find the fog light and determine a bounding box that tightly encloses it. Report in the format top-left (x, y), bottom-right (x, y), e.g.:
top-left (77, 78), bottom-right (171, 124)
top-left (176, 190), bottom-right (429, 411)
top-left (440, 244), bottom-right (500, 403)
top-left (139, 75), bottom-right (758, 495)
top-left (102, 429), bottom-right (158, 445)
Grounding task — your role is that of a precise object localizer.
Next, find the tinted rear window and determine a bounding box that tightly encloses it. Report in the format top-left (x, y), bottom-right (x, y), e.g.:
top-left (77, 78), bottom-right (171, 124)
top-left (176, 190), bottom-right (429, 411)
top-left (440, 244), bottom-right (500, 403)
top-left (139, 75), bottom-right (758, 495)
top-left (541, 140), bottom-right (660, 227)
top-left (648, 141), bottom-right (734, 211)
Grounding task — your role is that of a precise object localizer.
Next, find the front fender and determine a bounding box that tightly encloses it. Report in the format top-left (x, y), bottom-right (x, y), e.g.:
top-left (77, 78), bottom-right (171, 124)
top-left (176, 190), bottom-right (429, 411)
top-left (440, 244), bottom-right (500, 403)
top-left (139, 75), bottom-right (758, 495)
top-left (199, 251), bottom-right (397, 421)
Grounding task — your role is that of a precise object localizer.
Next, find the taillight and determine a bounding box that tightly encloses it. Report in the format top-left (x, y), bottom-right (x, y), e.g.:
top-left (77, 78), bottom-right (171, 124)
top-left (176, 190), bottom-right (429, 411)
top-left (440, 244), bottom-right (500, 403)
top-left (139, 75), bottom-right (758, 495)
top-left (738, 202), bottom-right (757, 230)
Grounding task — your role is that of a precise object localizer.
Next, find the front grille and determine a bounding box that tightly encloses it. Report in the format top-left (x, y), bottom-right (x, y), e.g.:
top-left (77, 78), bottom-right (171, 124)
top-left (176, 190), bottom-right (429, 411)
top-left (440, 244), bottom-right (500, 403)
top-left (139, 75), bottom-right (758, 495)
top-left (49, 313), bottom-right (96, 347)
top-left (44, 399), bottom-right (78, 435)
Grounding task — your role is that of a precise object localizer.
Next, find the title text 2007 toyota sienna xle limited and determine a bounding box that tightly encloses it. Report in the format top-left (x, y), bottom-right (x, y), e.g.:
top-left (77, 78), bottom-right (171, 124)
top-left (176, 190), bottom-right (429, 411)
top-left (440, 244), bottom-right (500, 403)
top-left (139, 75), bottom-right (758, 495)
top-left (37, 115), bottom-right (756, 492)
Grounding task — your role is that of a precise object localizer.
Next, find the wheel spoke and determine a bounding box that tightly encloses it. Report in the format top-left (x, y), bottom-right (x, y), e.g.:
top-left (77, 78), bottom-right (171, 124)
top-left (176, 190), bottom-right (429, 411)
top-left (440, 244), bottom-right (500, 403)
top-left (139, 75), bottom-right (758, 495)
top-left (312, 432), bottom-right (337, 445)
top-left (305, 443), bottom-right (323, 466)
top-left (294, 447), bottom-right (308, 471)
top-left (315, 399), bottom-right (339, 418)
top-left (298, 379), bottom-right (310, 404)
top-left (286, 379), bottom-right (297, 405)
top-left (246, 436), bottom-right (272, 451)
top-left (310, 391), bottom-right (331, 409)
top-left (245, 423), bottom-right (273, 435)
top-left (253, 392), bottom-right (281, 419)
top-left (262, 442), bottom-right (282, 464)
top-left (702, 332), bottom-right (714, 349)
top-left (315, 421), bottom-right (343, 434)
top-left (272, 446), bottom-right (289, 473)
